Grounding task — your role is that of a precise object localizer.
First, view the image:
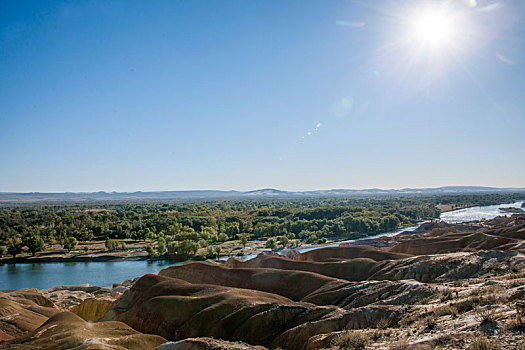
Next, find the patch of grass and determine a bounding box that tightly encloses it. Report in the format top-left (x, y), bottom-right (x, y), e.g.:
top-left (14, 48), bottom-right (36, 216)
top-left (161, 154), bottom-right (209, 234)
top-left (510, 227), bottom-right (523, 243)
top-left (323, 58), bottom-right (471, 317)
top-left (466, 336), bottom-right (502, 350)
top-left (489, 262), bottom-right (505, 273)
top-left (509, 279), bottom-right (523, 288)
top-left (388, 340), bottom-right (411, 350)
top-left (454, 298), bottom-right (478, 313)
top-left (470, 294), bottom-right (481, 306)
top-left (507, 311), bottom-right (525, 331)
top-left (399, 308), bottom-right (429, 327)
top-left (440, 288), bottom-right (453, 302)
top-left (420, 314), bottom-right (436, 332)
top-left (332, 330), bottom-right (370, 350)
top-left (475, 306), bottom-right (499, 328)
top-left (375, 317), bottom-right (392, 329)
top-left (434, 304), bottom-right (458, 318)
top-left (509, 270), bottom-right (525, 280)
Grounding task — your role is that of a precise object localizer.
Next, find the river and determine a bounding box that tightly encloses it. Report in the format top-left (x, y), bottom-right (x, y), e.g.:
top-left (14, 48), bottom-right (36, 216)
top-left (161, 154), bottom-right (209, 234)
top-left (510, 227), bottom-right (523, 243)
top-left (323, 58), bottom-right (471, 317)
top-left (1, 200), bottom-right (523, 290)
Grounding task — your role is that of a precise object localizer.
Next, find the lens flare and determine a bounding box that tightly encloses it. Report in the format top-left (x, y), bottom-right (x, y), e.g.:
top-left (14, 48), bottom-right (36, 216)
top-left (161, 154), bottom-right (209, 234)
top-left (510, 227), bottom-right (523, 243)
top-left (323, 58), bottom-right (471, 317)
top-left (412, 11), bottom-right (453, 44)
top-left (409, 6), bottom-right (458, 49)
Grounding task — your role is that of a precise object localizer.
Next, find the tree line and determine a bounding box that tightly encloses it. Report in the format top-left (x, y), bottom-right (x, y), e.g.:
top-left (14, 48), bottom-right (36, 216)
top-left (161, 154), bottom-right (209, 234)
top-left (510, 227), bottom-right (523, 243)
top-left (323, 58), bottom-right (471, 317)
top-left (0, 192), bottom-right (523, 260)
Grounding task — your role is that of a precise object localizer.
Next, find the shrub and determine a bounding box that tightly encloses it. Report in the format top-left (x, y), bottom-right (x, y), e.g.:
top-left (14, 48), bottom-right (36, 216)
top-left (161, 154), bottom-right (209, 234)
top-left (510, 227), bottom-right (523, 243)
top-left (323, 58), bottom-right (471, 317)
top-left (7, 236), bottom-right (23, 258)
top-left (467, 336), bottom-right (502, 350)
top-left (240, 235), bottom-right (248, 249)
top-left (206, 246), bottom-right (214, 259)
top-left (475, 307), bottom-right (497, 326)
top-left (146, 244), bottom-right (156, 257)
top-left (440, 288), bottom-right (453, 302)
top-left (168, 240), bottom-right (199, 261)
top-left (420, 315), bottom-right (436, 331)
top-left (434, 304), bottom-right (458, 317)
top-left (105, 239), bottom-right (118, 251)
top-left (389, 340), bottom-right (412, 350)
top-left (470, 294), bottom-right (481, 305)
top-left (508, 310), bottom-right (525, 330)
top-left (332, 330), bottom-right (370, 350)
top-left (376, 318), bottom-right (391, 329)
top-left (265, 238), bottom-right (277, 250)
top-left (24, 235), bottom-right (45, 256)
top-left (63, 236), bottom-right (78, 252)
top-left (157, 237), bottom-right (166, 255)
top-left (146, 232), bottom-right (156, 241)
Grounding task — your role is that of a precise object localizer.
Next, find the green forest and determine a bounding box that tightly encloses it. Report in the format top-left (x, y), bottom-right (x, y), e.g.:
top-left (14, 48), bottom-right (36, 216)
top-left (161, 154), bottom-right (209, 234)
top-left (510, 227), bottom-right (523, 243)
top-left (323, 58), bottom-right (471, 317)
top-left (0, 193), bottom-right (523, 260)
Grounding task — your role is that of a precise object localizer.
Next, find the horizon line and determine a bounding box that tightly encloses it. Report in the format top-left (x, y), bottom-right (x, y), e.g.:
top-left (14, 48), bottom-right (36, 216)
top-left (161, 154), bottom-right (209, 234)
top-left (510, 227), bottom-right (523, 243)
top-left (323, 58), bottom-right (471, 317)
top-left (2, 185), bottom-right (525, 195)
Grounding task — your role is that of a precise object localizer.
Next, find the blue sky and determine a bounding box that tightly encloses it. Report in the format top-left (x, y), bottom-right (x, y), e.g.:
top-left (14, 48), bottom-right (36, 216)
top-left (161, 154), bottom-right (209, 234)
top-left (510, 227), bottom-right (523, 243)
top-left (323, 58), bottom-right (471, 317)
top-left (1, 0), bottom-right (524, 192)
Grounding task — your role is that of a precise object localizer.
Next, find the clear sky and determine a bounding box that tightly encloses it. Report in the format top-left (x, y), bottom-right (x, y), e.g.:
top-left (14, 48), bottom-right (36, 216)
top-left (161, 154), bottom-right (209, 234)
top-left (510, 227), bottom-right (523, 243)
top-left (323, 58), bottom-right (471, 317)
top-left (1, 0), bottom-right (524, 192)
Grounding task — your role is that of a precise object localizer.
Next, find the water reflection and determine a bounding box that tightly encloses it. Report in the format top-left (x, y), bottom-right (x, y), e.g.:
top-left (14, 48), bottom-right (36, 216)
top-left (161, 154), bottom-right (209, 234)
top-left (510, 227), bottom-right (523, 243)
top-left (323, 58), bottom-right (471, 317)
top-left (440, 201), bottom-right (523, 223)
top-left (30, 263), bottom-right (44, 271)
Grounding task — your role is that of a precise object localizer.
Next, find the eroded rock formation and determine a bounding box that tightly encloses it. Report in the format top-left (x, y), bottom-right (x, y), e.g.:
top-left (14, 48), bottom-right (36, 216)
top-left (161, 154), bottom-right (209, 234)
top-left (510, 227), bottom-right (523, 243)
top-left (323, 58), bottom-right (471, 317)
top-left (156, 338), bottom-right (267, 350)
top-left (0, 289), bottom-right (60, 337)
top-left (1, 311), bottom-right (166, 350)
top-left (2, 218), bottom-right (525, 349)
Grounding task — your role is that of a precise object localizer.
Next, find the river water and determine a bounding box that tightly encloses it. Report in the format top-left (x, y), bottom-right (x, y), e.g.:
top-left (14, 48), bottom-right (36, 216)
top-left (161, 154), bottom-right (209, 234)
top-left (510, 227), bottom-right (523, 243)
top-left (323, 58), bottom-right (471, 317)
top-left (440, 201), bottom-right (523, 222)
top-left (1, 200), bottom-right (523, 290)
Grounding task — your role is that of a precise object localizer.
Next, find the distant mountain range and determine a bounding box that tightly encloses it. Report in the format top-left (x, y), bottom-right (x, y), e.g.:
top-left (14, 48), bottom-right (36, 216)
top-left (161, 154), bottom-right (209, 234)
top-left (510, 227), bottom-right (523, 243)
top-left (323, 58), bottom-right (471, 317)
top-left (0, 186), bottom-right (524, 203)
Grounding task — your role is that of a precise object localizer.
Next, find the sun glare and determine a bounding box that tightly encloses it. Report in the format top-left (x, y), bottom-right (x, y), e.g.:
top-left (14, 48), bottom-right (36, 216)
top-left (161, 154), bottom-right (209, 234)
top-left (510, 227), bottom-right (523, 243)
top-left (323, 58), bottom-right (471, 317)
top-left (374, 1), bottom-right (478, 89)
top-left (411, 10), bottom-right (455, 46)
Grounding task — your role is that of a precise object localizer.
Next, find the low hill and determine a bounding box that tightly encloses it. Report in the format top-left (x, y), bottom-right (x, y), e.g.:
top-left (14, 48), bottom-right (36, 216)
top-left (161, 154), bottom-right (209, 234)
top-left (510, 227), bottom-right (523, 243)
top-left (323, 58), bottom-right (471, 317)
top-left (1, 186), bottom-right (524, 202)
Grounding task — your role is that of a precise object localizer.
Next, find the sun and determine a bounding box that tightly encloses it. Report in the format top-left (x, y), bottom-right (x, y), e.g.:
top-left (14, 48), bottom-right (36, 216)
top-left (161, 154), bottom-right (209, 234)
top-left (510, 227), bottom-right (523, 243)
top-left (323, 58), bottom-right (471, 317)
top-left (407, 4), bottom-right (459, 50)
top-left (370, 1), bottom-right (478, 89)
top-left (412, 11), bottom-right (453, 45)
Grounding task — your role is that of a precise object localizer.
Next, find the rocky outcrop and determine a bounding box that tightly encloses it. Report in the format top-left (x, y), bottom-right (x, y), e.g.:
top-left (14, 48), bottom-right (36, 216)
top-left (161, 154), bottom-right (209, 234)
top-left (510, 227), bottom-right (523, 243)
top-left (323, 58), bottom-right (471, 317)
top-left (0, 330), bottom-right (13, 341)
top-left (159, 262), bottom-right (434, 308)
top-left (42, 284), bottom-right (119, 310)
top-left (270, 305), bottom-right (399, 349)
top-left (389, 230), bottom-right (522, 255)
top-left (0, 289), bottom-right (61, 337)
top-left (295, 245), bottom-right (411, 262)
top-left (159, 262), bottom-right (351, 302)
top-left (103, 274), bottom-right (307, 344)
top-left (70, 297), bottom-right (113, 322)
top-left (112, 277), bottom-right (139, 294)
top-left (102, 273), bottom-right (399, 348)
top-left (225, 254), bottom-right (379, 281)
top-left (1, 311), bottom-right (167, 350)
top-left (227, 249), bottom-right (524, 283)
top-left (387, 221), bottom-right (525, 255)
top-left (156, 338), bottom-right (266, 350)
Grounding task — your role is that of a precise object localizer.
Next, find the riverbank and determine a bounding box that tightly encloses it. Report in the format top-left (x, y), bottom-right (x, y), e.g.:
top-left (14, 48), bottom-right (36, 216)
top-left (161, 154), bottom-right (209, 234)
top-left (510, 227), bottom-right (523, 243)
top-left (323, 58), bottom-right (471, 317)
top-left (0, 240), bottom-right (151, 264)
top-left (436, 203), bottom-right (470, 212)
top-left (2, 207), bottom-right (522, 289)
top-left (0, 237), bottom-right (345, 264)
top-left (0, 227), bottom-right (420, 264)
top-left (2, 200), bottom-right (522, 266)
top-left (0, 220), bottom-right (475, 265)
